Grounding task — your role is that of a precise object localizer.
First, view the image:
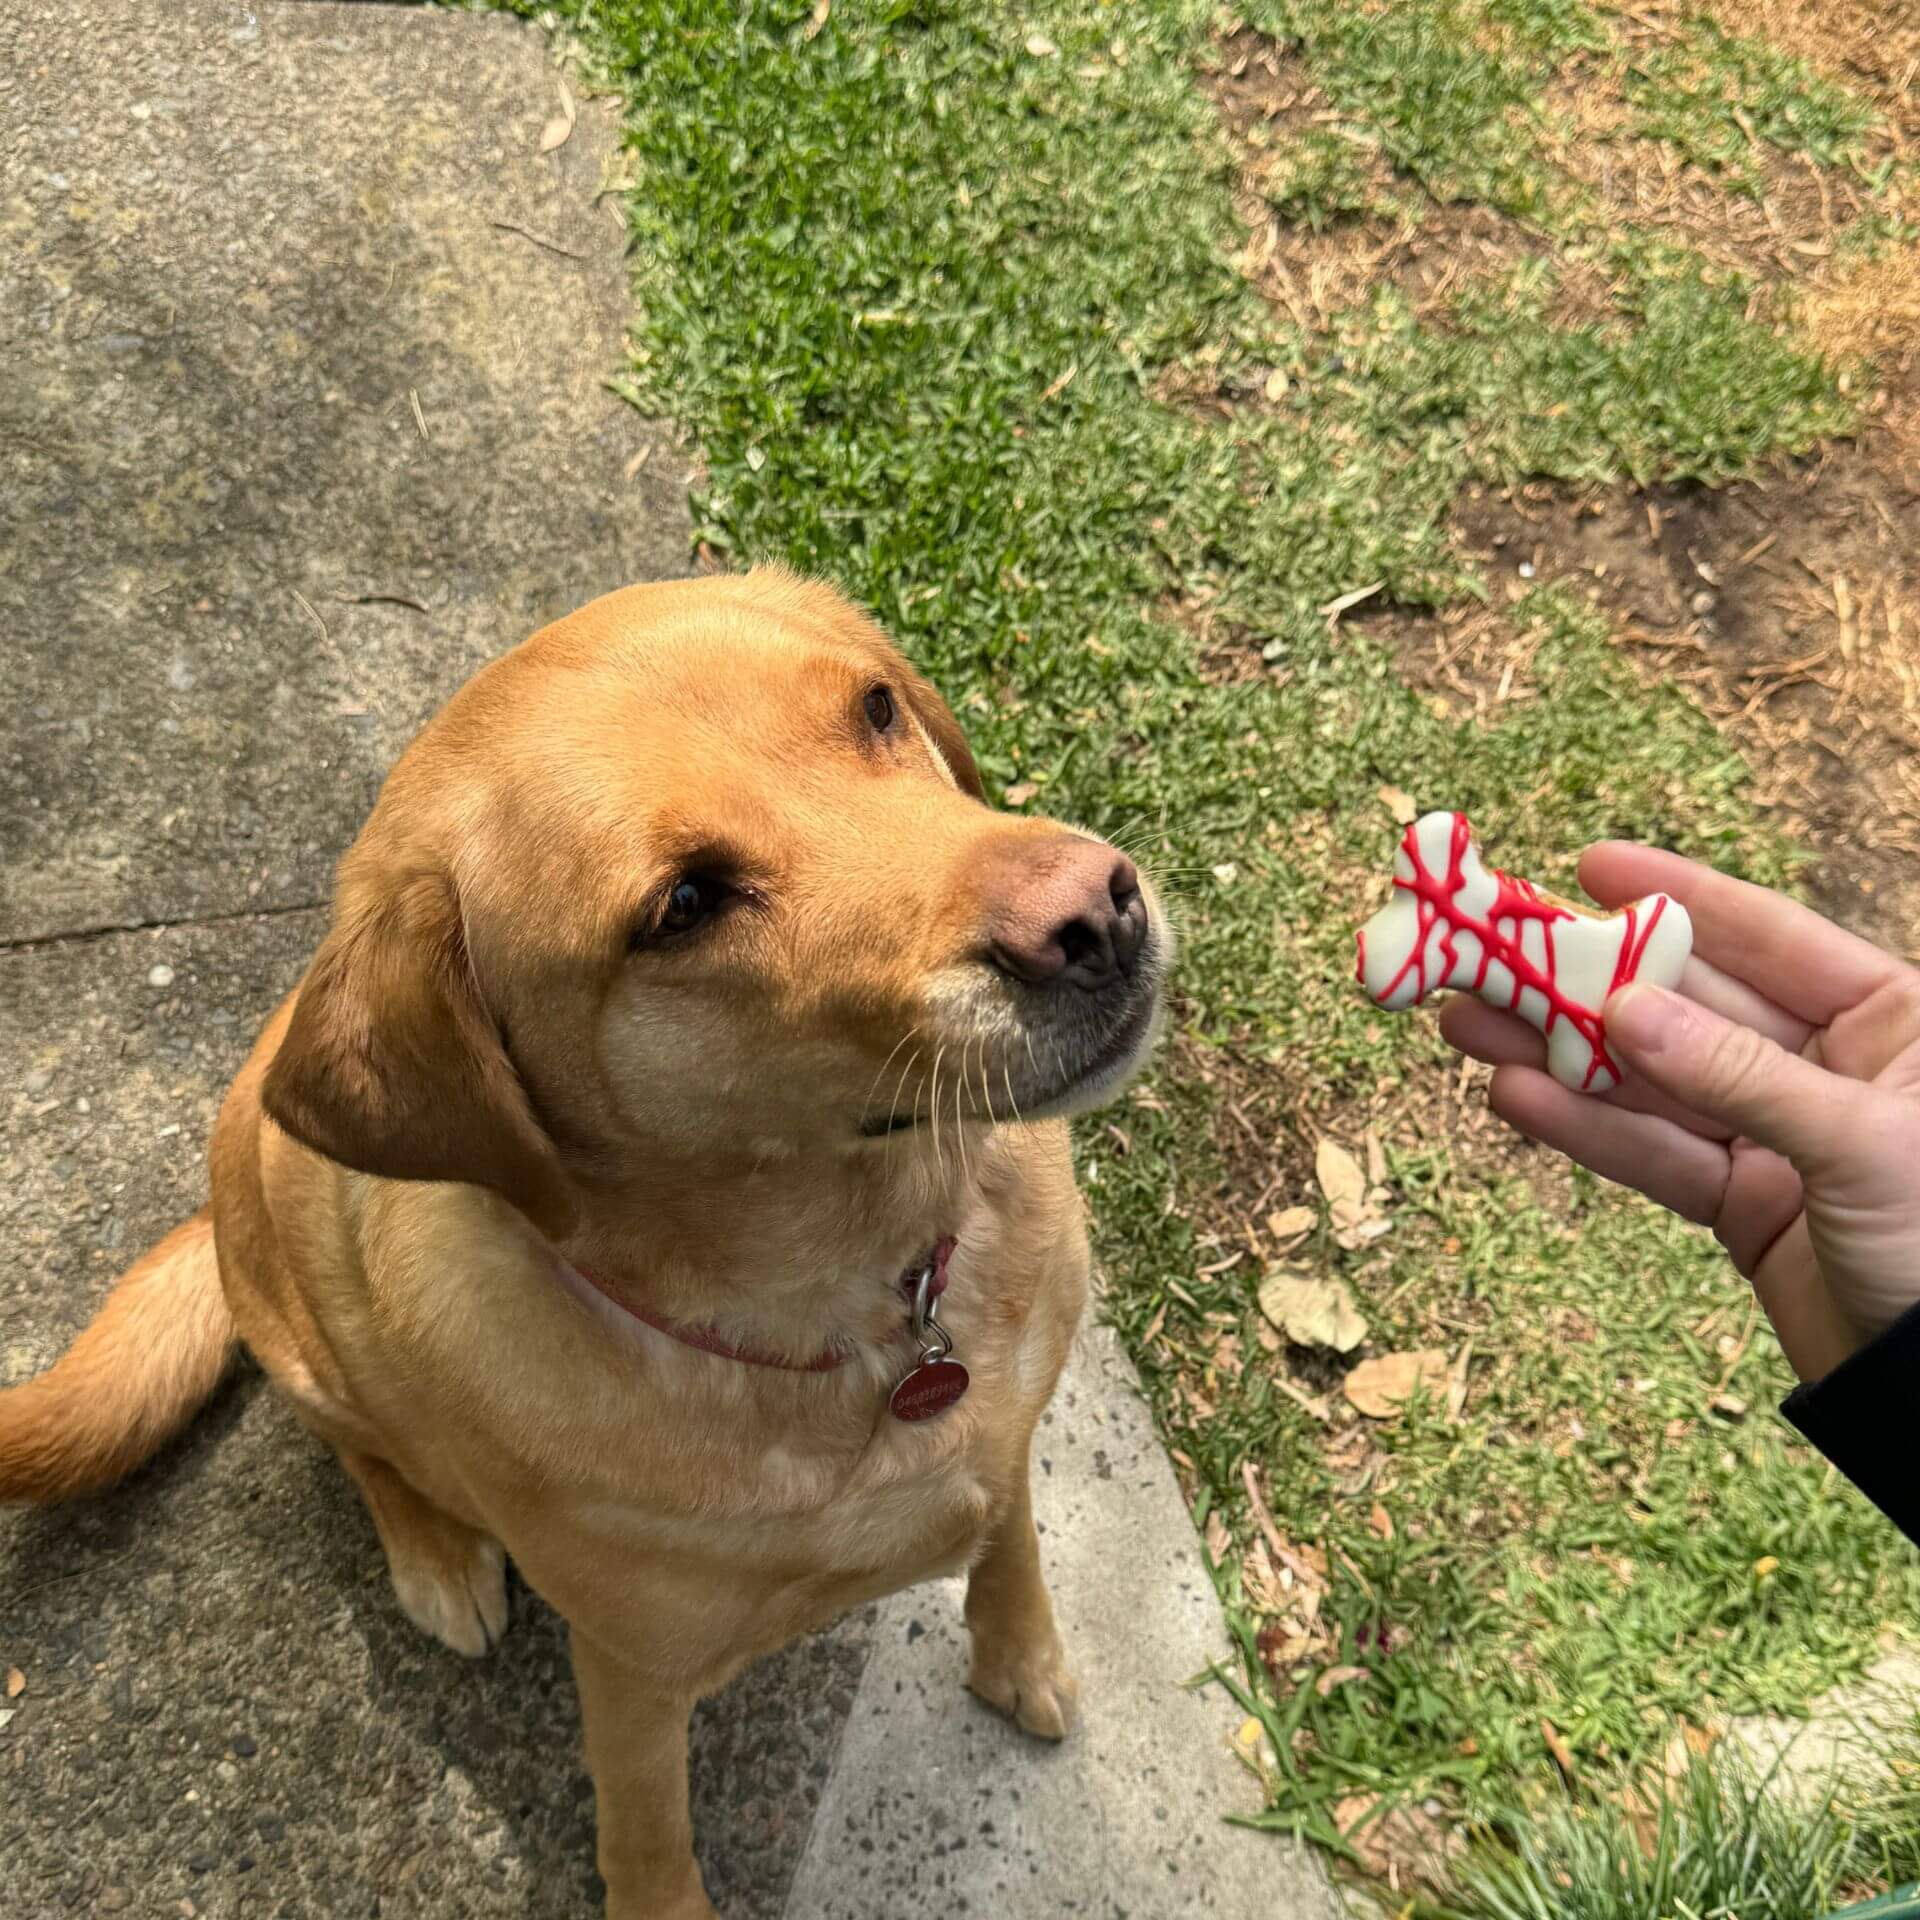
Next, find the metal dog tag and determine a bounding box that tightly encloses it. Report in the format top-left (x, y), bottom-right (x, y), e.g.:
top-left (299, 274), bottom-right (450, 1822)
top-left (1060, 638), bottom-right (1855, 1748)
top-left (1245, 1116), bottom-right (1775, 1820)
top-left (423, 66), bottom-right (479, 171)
top-left (889, 1260), bottom-right (969, 1422)
top-left (889, 1357), bottom-right (971, 1422)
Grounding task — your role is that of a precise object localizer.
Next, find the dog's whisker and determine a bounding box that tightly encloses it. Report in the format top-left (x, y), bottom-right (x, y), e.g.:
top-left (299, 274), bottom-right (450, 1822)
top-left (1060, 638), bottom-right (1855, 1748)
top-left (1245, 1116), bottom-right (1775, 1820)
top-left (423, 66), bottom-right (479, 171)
top-left (1002, 1064), bottom-right (1023, 1129)
top-left (864, 1025), bottom-right (923, 1125)
top-left (927, 1044), bottom-right (948, 1182)
top-left (881, 1047), bottom-right (922, 1166)
top-left (952, 1046), bottom-right (972, 1188)
top-left (977, 1047), bottom-right (996, 1128)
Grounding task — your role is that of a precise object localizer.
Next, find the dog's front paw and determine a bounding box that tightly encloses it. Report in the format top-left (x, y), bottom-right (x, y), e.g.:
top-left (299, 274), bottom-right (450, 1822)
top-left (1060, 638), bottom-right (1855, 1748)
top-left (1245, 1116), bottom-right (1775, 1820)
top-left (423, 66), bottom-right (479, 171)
top-left (390, 1532), bottom-right (509, 1658)
top-left (967, 1631), bottom-right (1079, 1740)
top-left (605, 1891), bottom-right (720, 1920)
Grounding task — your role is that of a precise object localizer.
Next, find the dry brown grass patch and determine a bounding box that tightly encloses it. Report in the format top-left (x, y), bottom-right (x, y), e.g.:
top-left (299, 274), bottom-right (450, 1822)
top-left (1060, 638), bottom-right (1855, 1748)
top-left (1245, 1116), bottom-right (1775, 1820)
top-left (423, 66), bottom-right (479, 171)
top-left (1804, 249), bottom-right (1920, 367)
top-left (1802, 243), bottom-right (1920, 444)
top-left (1543, 81), bottom-right (1881, 293)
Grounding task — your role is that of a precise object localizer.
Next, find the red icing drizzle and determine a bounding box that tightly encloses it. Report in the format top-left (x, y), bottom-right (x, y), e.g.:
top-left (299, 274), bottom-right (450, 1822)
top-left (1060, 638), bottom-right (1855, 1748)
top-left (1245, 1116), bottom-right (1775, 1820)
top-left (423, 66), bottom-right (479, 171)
top-left (1361, 813), bottom-right (1667, 1089)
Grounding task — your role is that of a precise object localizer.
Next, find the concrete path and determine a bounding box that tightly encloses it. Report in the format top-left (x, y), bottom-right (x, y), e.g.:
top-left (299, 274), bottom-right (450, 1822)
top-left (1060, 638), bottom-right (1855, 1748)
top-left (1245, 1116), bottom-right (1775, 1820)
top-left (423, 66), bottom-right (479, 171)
top-left (785, 1325), bottom-right (1335, 1920)
top-left (0, 4), bottom-right (1337, 1918)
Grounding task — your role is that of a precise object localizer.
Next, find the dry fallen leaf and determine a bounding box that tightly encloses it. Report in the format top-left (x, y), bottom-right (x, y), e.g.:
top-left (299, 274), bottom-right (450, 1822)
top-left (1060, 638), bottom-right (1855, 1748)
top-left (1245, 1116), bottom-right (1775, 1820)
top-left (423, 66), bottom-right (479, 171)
top-left (1542, 1717), bottom-right (1577, 1779)
top-left (538, 79), bottom-right (577, 154)
top-left (1315, 1663), bottom-right (1369, 1698)
top-left (1266, 1204), bottom-right (1315, 1244)
top-left (1315, 1137), bottom-right (1368, 1213)
top-left (1711, 1392), bottom-right (1749, 1420)
top-left (1025, 30), bottom-right (1059, 56)
top-left (1446, 1341), bottom-right (1473, 1422)
top-left (1258, 1272), bottom-right (1368, 1354)
top-left (1334, 1791), bottom-right (1463, 1886)
top-left (1617, 1781), bottom-right (1662, 1859)
top-left (1320, 581), bottom-right (1383, 624)
top-left (1263, 367), bottom-right (1289, 402)
top-left (1344, 1349), bottom-right (1450, 1420)
top-left (1368, 1502), bottom-right (1394, 1544)
top-left (1317, 1137), bottom-right (1389, 1250)
top-left (1204, 1509), bottom-right (1233, 1568)
top-left (1377, 784), bottom-right (1418, 825)
top-left (1242, 1542), bottom-right (1286, 1615)
top-left (1663, 1721), bottom-right (1722, 1779)
top-left (1256, 1619), bottom-right (1312, 1676)
top-left (1003, 780), bottom-right (1039, 807)
top-left (4, 1668), bottom-right (22, 1700)
top-left (801, 0), bottom-right (831, 39)
top-left (1752, 1554), bottom-right (1779, 1580)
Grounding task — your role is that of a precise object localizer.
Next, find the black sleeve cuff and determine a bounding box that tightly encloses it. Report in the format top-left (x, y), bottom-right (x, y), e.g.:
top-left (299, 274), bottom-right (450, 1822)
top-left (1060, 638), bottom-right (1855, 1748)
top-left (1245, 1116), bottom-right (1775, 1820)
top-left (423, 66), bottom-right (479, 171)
top-left (1781, 1298), bottom-right (1920, 1549)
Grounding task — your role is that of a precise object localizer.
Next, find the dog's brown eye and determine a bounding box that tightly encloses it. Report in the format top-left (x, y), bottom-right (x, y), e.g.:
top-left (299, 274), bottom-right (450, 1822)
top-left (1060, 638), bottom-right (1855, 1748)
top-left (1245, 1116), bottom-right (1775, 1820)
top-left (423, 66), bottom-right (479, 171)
top-left (662, 876), bottom-right (718, 933)
top-left (864, 685), bottom-right (895, 731)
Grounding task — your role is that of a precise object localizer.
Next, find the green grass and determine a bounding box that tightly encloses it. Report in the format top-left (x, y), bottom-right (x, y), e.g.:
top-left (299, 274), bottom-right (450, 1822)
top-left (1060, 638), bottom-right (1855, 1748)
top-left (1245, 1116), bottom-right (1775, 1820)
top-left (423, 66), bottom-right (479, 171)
top-left (1240, 0), bottom-right (1883, 213)
top-left (1205, 1146), bottom-right (1907, 1841)
top-left (510, 0), bottom-right (1917, 1893)
top-left (1439, 1738), bottom-right (1920, 1920)
top-left (1623, 15), bottom-right (1879, 188)
top-left (1260, 127), bottom-right (1386, 230)
top-left (1243, 0), bottom-right (1560, 213)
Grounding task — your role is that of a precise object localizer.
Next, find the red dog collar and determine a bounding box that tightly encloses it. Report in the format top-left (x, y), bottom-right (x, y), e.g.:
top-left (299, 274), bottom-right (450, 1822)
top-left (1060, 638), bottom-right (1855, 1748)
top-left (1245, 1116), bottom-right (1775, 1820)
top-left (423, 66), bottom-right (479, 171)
top-left (572, 1237), bottom-right (956, 1376)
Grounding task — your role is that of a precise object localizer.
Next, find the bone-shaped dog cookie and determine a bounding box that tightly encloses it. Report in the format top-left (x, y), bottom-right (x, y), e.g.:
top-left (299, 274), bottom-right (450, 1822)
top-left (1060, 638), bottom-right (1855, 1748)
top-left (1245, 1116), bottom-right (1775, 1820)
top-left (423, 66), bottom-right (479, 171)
top-left (1354, 811), bottom-right (1693, 1092)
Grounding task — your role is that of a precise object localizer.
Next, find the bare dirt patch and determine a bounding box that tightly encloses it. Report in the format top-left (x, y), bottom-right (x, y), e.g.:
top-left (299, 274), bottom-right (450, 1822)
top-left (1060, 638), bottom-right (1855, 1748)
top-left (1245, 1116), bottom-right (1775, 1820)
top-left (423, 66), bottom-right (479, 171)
top-left (1156, 586), bottom-right (1284, 687)
top-left (1446, 440), bottom-right (1920, 955)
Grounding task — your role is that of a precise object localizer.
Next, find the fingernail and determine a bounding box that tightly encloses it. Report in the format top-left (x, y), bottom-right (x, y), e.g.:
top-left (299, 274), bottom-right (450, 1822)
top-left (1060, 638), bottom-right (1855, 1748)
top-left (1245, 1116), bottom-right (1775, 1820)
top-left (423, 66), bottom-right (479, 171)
top-left (1606, 981), bottom-right (1685, 1055)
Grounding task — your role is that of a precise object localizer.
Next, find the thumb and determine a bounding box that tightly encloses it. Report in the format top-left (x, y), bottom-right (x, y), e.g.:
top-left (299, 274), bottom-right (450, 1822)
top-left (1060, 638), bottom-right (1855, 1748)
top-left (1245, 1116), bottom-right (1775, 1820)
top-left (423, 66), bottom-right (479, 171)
top-left (1606, 982), bottom-right (1871, 1168)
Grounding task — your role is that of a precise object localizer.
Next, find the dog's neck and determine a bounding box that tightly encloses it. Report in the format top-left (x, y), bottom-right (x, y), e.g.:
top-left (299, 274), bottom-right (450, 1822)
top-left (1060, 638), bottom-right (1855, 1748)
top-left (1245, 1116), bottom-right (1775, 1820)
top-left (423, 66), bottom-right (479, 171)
top-left (554, 1129), bottom-right (1003, 1364)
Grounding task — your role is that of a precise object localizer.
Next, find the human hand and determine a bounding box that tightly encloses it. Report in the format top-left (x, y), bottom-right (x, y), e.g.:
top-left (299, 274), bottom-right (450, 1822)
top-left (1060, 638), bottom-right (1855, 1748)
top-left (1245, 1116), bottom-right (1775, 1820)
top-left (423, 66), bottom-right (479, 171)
top-left (1439, 843), bottom-right (1920, 1383)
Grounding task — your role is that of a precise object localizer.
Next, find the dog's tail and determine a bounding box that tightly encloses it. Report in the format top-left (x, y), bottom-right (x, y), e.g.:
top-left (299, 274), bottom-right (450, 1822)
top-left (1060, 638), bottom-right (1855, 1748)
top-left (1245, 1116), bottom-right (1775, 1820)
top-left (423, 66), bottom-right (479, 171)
top-left (0, 1208), bottom-right (237, 1504)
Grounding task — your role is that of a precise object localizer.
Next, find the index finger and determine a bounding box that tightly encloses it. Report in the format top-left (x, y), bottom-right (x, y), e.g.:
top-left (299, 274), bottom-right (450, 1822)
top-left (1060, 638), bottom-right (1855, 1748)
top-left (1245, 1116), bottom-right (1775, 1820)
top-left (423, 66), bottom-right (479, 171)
top-left (1578, 842), bottom-right (1906, 1028)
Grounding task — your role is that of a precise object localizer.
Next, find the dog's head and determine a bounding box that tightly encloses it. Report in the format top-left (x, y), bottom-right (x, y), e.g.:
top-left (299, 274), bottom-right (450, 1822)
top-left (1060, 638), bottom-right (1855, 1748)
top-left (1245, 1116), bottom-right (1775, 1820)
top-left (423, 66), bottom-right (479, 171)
top-left (261, 571), bottom-right (1170, 1235)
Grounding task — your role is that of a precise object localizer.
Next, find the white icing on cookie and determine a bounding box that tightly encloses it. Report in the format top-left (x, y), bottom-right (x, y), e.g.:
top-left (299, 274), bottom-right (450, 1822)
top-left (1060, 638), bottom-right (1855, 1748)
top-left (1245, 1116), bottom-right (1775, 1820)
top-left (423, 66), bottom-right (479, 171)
top-left (1355, 811), bottom-right (1693, 1092)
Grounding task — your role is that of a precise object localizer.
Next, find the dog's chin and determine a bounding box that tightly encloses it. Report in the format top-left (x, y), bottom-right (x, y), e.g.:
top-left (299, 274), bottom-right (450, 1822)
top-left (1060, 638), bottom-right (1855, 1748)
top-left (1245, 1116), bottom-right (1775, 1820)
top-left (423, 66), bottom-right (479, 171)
top-left (1015, 991), bottom-right (1162, 1123)
top-left (854, 986), bottom-right (1162, 1141)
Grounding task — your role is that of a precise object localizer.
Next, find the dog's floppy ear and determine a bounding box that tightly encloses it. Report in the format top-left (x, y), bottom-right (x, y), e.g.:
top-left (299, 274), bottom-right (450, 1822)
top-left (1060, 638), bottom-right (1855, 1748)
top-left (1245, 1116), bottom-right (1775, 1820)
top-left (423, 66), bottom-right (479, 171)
top-left (897, 663), bottom-right (986, 801)
top-left (262, 870), bottom-right (575, 1238)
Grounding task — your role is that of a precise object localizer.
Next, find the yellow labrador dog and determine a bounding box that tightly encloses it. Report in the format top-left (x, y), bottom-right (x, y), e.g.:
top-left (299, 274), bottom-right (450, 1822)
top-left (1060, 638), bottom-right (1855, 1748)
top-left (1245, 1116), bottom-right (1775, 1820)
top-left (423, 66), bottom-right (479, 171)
top-left (1, 571), bottom-right (1169, 1920)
